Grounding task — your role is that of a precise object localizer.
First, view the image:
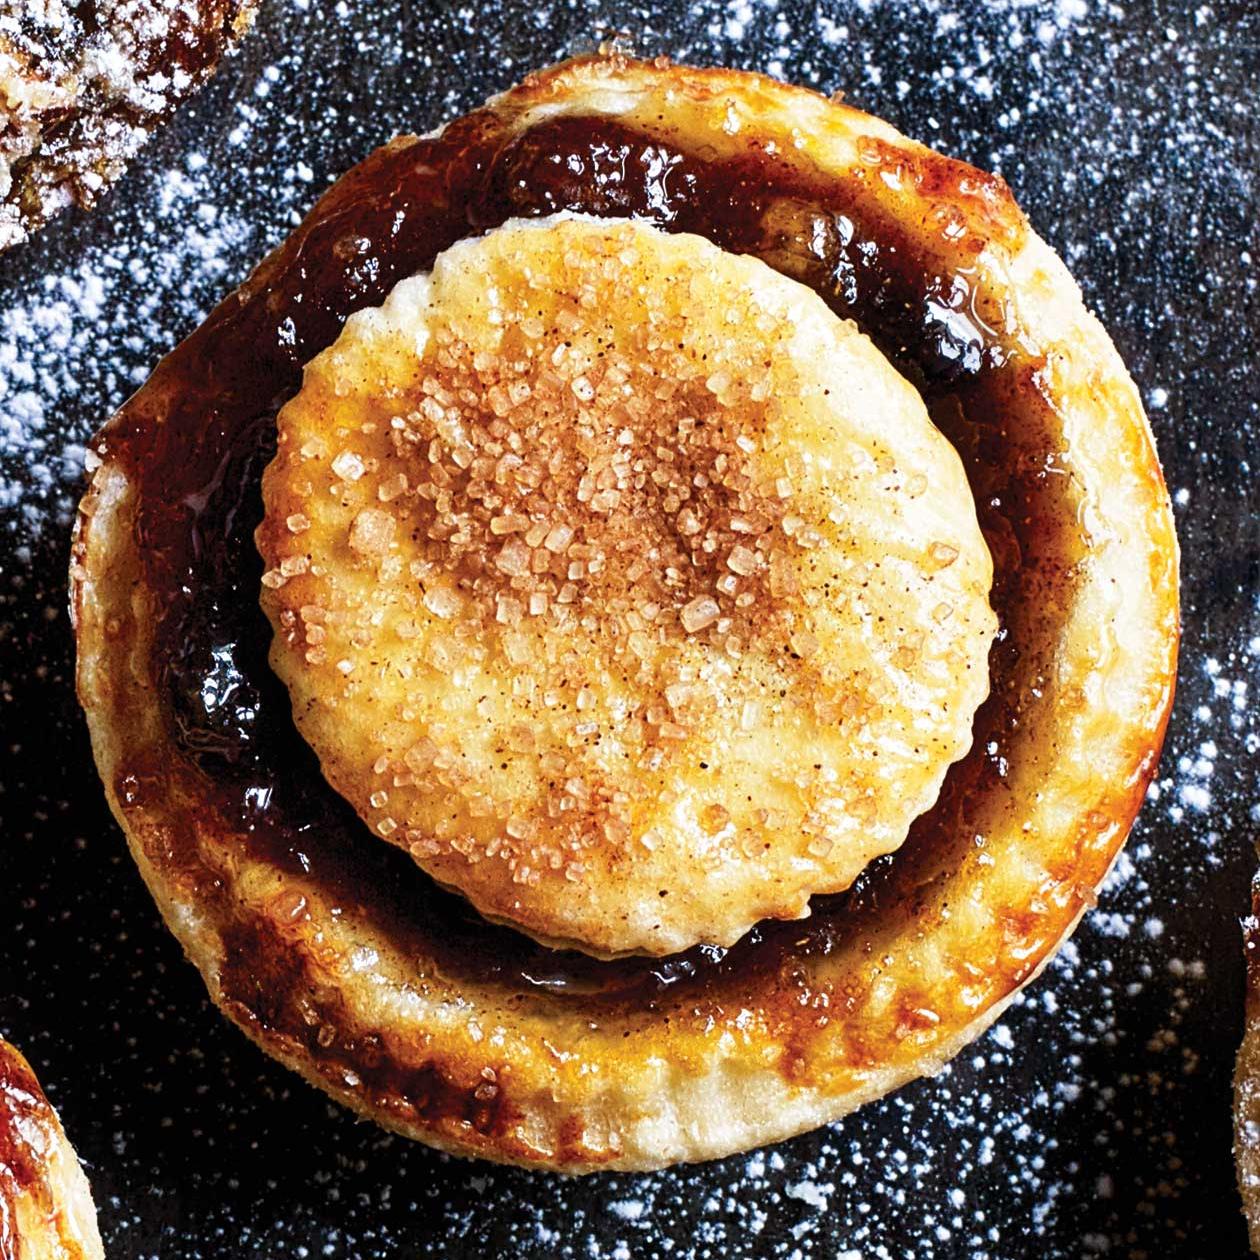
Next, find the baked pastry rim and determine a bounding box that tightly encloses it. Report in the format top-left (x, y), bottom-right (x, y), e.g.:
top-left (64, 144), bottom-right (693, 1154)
top-left (71, 52), bottom-right (1179, 1172)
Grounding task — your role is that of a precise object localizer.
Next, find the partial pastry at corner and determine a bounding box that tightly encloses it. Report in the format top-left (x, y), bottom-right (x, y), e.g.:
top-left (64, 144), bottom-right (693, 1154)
top-left (0, 1039), bottom-right (104, 1260)
top-left (1235, 876), bottom-right (1260, 1253)
top-left (71, 53), bottom-right (1179, 1171)
top-left (0, 0), bottom-right (257, 250)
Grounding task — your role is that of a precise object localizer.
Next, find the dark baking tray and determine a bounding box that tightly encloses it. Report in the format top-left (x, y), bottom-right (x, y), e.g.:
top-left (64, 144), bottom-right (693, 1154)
top-left (1, 1), bottom-right (1257, 1256)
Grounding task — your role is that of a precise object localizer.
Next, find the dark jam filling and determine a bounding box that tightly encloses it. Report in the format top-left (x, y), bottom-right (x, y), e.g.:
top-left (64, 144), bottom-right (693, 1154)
top-left (122, 110), bottom-right (1056, 999)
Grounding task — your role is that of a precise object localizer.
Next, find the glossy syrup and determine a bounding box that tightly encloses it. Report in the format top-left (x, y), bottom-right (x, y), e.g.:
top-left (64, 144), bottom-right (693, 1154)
top-left (105, 100), bottom-right (1074, 1003)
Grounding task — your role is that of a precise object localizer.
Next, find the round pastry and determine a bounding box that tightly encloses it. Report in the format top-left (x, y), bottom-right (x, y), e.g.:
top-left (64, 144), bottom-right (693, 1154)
top-left (0, 0), bottom-right (257, 250)
top-left (256, 213), bottom-right (998, 957)
top-left (72, 53), bottom-right (1179, 1171)
top-left (0, 1040), bottom-right (104, 1260)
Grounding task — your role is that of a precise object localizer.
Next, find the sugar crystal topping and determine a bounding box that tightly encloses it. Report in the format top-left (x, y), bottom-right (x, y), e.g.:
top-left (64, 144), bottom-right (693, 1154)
top-left (257, 214), bottom-right (998, 957)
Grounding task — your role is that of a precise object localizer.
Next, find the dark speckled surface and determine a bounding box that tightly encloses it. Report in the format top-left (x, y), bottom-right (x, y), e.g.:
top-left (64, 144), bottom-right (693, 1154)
top-left (1, 2), bottom-right (1257, 1257)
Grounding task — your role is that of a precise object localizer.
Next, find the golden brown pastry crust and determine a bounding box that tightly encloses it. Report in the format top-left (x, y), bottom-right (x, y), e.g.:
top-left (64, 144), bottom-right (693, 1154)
top-left (255, 213), bottom-right (998, 958)
top-left (0, 1040), bottom-right (104, 1260)
top-left (71, 53), bottom-right (1179, 1171)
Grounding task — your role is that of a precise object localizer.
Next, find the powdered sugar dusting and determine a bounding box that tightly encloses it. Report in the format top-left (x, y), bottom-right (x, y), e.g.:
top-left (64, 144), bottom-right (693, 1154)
top-left (0, 0), bottom-right (1257, 1256)
top-left (0, 161), bottom-right (258, 534)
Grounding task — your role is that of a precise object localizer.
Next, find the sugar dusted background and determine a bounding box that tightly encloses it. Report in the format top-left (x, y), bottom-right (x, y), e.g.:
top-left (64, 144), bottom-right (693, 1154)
top-left (1, 1), bottom-right (1257, 1256)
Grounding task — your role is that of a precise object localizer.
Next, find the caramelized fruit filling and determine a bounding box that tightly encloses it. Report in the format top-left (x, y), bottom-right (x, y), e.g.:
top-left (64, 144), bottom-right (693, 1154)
top-left (119, 102), bottom-right (1075, 999)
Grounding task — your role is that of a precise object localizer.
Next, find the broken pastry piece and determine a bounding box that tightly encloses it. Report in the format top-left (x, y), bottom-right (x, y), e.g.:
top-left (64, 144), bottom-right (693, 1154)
top-left (0, 1039), bottom-right (104, 1260)
top-left (0, 0), bottom-right (256, 250)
